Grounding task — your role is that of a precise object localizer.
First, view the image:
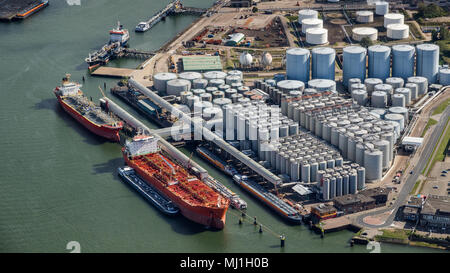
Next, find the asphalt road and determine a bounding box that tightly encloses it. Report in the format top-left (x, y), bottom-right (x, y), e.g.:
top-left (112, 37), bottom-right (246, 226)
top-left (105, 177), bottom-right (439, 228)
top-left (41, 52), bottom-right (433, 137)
top-left (355, 106), bottom-right (450, 229)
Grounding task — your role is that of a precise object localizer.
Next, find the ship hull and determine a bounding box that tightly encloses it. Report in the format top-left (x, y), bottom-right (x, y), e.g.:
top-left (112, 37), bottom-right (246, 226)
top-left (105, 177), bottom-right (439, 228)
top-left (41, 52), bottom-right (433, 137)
top-left (55, 95), bottom-right (121, 142)
top-left (124, 155), bottom-right (227, 229)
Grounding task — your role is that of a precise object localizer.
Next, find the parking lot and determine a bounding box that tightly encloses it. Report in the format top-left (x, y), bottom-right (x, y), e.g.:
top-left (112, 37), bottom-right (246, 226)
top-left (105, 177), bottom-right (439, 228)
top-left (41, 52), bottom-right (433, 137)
top-left (422, 159), bottom-right (450, 196)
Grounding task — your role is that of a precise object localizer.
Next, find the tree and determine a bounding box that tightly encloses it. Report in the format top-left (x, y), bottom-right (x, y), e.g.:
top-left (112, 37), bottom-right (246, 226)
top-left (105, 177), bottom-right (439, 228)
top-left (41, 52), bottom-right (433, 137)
top-left (360, 37), bottom-right (373, 48)
top-left (439, 25), bottom-right (450, 40)
top-left (252, 6), bottom-right (258, 13)
top-left (432, 29), bottom-right (439, 41)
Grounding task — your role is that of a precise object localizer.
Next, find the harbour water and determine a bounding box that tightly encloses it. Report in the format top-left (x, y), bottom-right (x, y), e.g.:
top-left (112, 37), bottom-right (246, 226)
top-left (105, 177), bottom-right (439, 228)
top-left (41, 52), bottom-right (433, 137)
top-left (0, 0), bottom-right (444, 253)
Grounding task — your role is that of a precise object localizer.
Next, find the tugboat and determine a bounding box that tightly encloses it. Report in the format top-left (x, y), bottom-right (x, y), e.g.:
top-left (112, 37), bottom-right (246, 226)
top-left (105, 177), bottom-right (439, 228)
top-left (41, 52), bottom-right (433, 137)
top-left (135, 22), bottom-right (150, 32)
top-left (109, 21), bottom-right (130, 46)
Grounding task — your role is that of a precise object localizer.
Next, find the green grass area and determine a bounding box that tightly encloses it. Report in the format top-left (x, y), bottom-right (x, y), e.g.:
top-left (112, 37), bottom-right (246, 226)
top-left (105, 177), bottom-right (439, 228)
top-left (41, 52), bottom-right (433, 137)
top-left (410, 180), bottom-right (422, 195)
top-left (406, 22), bottom-right (426, 40)
top-left (285, 15), bottom-right (298, 23)
top-left (422, 118), bottom-right (438, 137)
top-left (432, 98), bottom-right (450, 115)
top-left (423, 117), bottom-right (450, 176)
top-left (436, 39), bottom-right (450, 65)
top-left (375, 229), bottom-right (411, 241)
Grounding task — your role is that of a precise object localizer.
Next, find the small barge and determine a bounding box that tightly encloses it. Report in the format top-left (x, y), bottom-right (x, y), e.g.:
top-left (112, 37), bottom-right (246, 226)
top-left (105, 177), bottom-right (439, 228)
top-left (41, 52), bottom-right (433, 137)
top-left (118, 166), bottom-right (179, 215)
top-left (196, 146), bottom-right (237, 176)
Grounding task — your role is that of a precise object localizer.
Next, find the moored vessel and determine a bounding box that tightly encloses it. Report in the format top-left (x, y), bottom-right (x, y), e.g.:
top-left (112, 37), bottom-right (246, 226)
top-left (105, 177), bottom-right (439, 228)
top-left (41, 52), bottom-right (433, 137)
top-left (196, 146), bottom-right (237, 176)
top-left (123, 135), bottom-right (229, 229)
top-left (53, 74), bottom-right (123, 142)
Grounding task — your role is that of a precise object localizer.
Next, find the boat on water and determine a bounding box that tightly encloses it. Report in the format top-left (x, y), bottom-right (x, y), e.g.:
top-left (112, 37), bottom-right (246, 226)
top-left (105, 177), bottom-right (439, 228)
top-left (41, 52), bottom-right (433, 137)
top-left (109, 21), bottom-right (130, 46)
top-left (53, 74), bottom-right (123, 142)
top-left (118, 166), bottom-right (179, 215)
top-left (233, 174), bottom-right (302, 224)
top-left (196, 146), bottom-right (237, 176)
top-left (135, 22), bottom-right (150, 32)
top-left (15, 0), bottom-right (49, 19)
top-left (123, 135), bottom-right (229, 229)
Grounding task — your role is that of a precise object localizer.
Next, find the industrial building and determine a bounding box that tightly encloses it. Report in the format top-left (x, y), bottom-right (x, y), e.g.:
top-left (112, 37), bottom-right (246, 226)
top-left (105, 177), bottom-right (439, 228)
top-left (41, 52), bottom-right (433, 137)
top-left (230, 0), bottom-right (253, 7)
top-left (311, 204), bottom-right (337, 221)
top-left (333, 194), bottom-right (376, 214)
top-left (420, 195), bottom-right (450, 230)
top-left (182, 56), bottom-right (223, 72)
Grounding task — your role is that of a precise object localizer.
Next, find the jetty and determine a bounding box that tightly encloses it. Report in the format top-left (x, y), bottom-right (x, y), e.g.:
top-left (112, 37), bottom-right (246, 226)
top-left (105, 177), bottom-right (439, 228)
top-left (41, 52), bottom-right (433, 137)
top-left (135, 0), bottom-right (180, 32)
top-left (91, 67), bottom-right (136, 78)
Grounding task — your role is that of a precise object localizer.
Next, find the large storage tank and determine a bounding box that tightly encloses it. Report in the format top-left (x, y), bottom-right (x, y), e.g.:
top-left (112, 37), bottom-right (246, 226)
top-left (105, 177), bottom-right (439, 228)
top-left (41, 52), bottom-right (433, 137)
top-left (308, 79), bottom-right (336, 92)
top-left (261, 52), bottom-right (273, 68)
top-left (343, 46), bottom-right (367, 87)
top-left (385, 113), bottom-right (405, 131)
top-left (166, 79), bottom-right (191, 96)
top-left (392, 44), bottom-right (415, 80)
top-left (306, 28), bottom-right (328, 45)
top-left (352, 89), bottom-right (368, 106)
top-left (364, 149), bottom-right (383, 181)
top-left (371, 91), bottom-right (387, 108)
top-left (301, 18), bottom-right (323, 34)
top-left (407, 76), bottom-right (428, 95)
top-left (384, 13), bottom-right (404, 28)
top-left (387, 24), bottom-right (409, 40)
top-left (311, 47), bottom-right (335, 80)
top-left (375, 1), bottom-right (389, 15)
top-left (368, 45), bottom-right (391, 81)
top-left (416, 44), bottom-right (440, 84)
top-left (352, 27), bottom-right (378, 42)
top-left (203, 71), bottom-right (227, 81)
top-left (277, 80), bottom-right (305, 92)
top-left (356, 11), bottom-right (374, 23)
top-left (239, 52), bottom-right (253, 67)
top-left (440, 68), bottom-right (450, 85)
top-left (298, 9), bottom-right (318, 24)
top-left (193, 78), bottom-right (208, 89)
top-left (179, 72), bottom-right (202, 83)
top-left (391, 93), bottom-right (406, 107)
top-left (364, 78), bottom-right (383, 95)
top-left (286, 48), bottom-right (310, 82)
top-left (395, 88), bottom-right (411, 105)
top-left (154, 72), bottom-right (177, 93)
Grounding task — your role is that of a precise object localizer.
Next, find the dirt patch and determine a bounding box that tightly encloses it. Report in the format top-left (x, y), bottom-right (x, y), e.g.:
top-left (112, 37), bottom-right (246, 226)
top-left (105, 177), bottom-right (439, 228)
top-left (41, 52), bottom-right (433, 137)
top-left (329, 19), bottom-right (347, 25)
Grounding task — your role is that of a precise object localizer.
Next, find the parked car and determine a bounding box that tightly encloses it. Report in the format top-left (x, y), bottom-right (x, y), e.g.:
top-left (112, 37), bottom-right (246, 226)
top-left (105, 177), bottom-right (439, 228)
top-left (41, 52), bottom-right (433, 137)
top-left (433, 185), bottom-right (439, 189)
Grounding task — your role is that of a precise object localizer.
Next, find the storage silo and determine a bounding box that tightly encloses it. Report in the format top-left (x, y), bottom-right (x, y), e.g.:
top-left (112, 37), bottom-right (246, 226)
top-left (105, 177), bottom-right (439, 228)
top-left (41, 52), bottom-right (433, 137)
top-left (440, 68), bottom-right (450, 85)
top-left (308, 79), bottom-right (336, 92)
top-left (385, 77), bottom-right (404, 89)
top-left (342, 174), bottom-right (349, 195)
top-left (352, 89), bottom-right (368, 106)
top-left (166, 79), bottom-right (191, 96)
top-left (392, 93), bottom-right (406, 107)
top-left (209, 79), bottom-right (225, 88)
top-left (371, 91), bottom-right (387, 108)
top-left (351, 83), bottom-right (366, 93)
top-left (387, 24), bottom-right (409, 40)
top-left (364, 78), bottom-right (383, 95)
top-left (298, 9), bottom-right (318, 24)
top-left (322, 179), bottom-right (330, 200)
top-left (179, 72), bottom-right (202, 83)
top-left (286, 48), bottom-right (310, 82)
top-left (375, 1), bottom-right (389, 15)
top-left (405, 82), bottom-right (418, 100)
top-left (311, 47), bottom-right (336, 80)
top-left (416, 44), bottom-right (440, 84)
top-left (384, 13), bottom-right (404, 28)
top-left (349, 172), bottom-right (357, 194)
top-left (301, 18), bottom-right (323, 34)
top-left (368, 45), bottom-right (391, 81)
top-left (329, 177), bottom-right (336, 199)
top-left (373, 139), bottom-right (390, 169)
top-left (357, 167), bottom-right (366, 190)
top-left (343, 46), bottom-right (367, 87)
top-left (306, 28), bottom-right (328, 45)
top-left (180, 91), bottom-right (193, 105)
top-left (203, 71), bottom-right (227, 81)
top-left (336, 176), bottom-right (343, 196)
top-left (389, 106), bottom-right (409, 121)
top-left (349, 78), bottom-right (361, 86)
top-left (192, 78), bottom-right (208, 89)
top-left (385, 113), bottom-right (405, 131)
top-left (301, 162), bottom-right (310, 183)
top-left (395, 88), bottom-right (411, 105)
top-left (154, 72), bottom-right (177, 93)
top-left (226, 75), bottom-right (241, 85)
top-left (364, 149), bottom-right (383, 181)
top-left (392, 44), bottom-right (415, 80)
top-left (356, 11), bottom-right (374, 23)
top-left (407, 77), bottom-right (428, 96)
top-left (352, 27), bottom-right (378, 42)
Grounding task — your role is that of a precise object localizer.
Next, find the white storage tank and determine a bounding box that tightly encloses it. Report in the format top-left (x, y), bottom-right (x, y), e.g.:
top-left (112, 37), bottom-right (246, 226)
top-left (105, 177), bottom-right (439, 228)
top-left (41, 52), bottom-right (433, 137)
top-left (311, 47), bottom-right (336, 80)
top-left (392, 44), bottom-right (415, 80)
top-left (364, 149), bottom-right (383, 181)
top-left (352, 27), bottom-right (378, 42)
top-left (352, 89), bottom-right (368, 106)
top-left (385, 113), bottom-right (405, 131)
top-left (203, 71), bottom-right (227, 81)
top-left (440, 68), bottom-right (450, 85)
top-left (384, 13), bottom-right (404, 28)
top-left (386, 77), bottom-right (404, 89)
top-left (227, 70), bottom-right (243, 80)
top-left (277, 80), bottom-right (305, 92)
top-left (376, 1), bottom-right (389, 15)
top-left (298, 9), bottom-right (318, 24)
top-left (364, 78), bottom-right (383, 95)
top-left (387, 24), bottom-right (409, 40)
top-left (356, 11), bottom-right (374, 23)
top-left (391, 93), bottom-right (406, 107)
top-left (371, 91), bottom-right (387, 108)
top-left (306, 28), bottom-right (328, 45)
top-left (308, 79), bottom-right (336, 92)
top-left (368, 45), bottom-right (391, 81)
top-left (193, 78), bottom-right (208, 89)
top-left (405, 82), bottom-right (418, 100)
top-left (343, 46), bottom-right (367, 87)
top-left (166, 79), bottom-right (191, 96)
top-left (394, 88), bottom-right (411, 105)
top-left (407, 76), bottom-right (428, 95)
top-left (261, 52), bottom-right (273, 68)
top-left (179, 72), bottom-right (202, 83)
top-left (416, 44), bottom-right (440, 84)
top-left (301, 18), bottom-right (323, 34)
top-left (239, 52), bottom-right (253, 67)
top-left (286, 48), bottom-right (310, 82)
top-left (154, 72), bottom-right (177, 93)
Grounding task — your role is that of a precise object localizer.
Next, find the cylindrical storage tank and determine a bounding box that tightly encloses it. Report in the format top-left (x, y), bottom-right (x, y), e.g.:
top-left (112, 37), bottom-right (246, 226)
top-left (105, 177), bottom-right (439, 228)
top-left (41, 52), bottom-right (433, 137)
top-left (308, 79), bottom-right (336, 92)
top-left (225, 75), bottom-right (241, 85)
top-left (371, 91), bottom-right (387, 108)
top-left (352, 27), bottom-right (378, 42)
top-left (306, 28), bottom-right (328, 45)
top-left (384, 13), bottom-right (404, 28)
top-left (203, 106), bottom-right (222, 121)
top-left (213, 98), bottom-right (232, 109)
top-left (376, 1), bottom-right (389, 15)
top-left (416, 44), bottom-right (440, 84)
top-left (286, 48), bottom-right (310, 82)
top-left (343, 46), bottom-right (367, 87)
top-left (192, 89), bottom-right (206, 97)
top-left (224, 88), bottom-right (237, 98)
top-left (356, 11), bottom-right (374, 23)
top-left (331, 127), bottom-right (339, 146)
top-left (192, 78), bottom-right (208, 89)
top-left (385, 113), bottom-right (404, 131)
top-left (212, 90), bottom-right (225, 99)
top-left (311, 47), bottom-right (336, 80)
top-left (357, 167), bottom-right (366, 190)
top-left (388, 106), bottom-right (409, 121)
top-left (186, 95), bottom-right (200, 109)
top-left (370, 108), bottom-right (386, 119)
top-left (301, 162), bottom-right (310, 183)
top-left (301, 18), bottom-right (323, 34)
top-left (405, 82), bottom-right (418, 100)
top-left (392, 44), bottom-right (415, 80)
top-left (342, 174), bottom-right (349, 195)
top-left (290, 159), bottom-right (300, 181)
top-left (364, 78), bottom-right (383, 95)
top-left (386, 77), bottom-right (404, 89)
top-left (180, 91), bottom-right (193, 105)
top-left (351, 83), bottom-right (366, 93)
top-left (154, 72), bottom-right (177, 93)
top-left (373, 139), bottom-right (390, 169)
top-left (231, 93), bottom-right (243, 103)
top-left (439, 68), bottom-right (450, 85)
top-left (368, 45), bottom-right (391, 81)
top-left (391, 93), bottom-right (406, 107)
top-left (277, 80), bottom-right (305, 93)
top-left (179, 72), bottom-right (202, 84)
top-left (203, 71), bottom-right (227, 81)
top-left (298, 9), bottom-right (318, 23)
top-left (349, 172), bottom-right (357, 194)
top-left (336, 176), bottom-right (343, 196)
top-left (310, 162), bottom-right (319, 182)
top-left (199, 92), bottom-right (212, 103)
top-left (407, 77), bottom-right (428, 96)
top-left (395, 88), bottom-right (411, 105)
top-left (352, 89), bottom-right (368, 106)
top-left (364, 149), bottom-right (383, 181)
top-left (355, 142), bottom-right (365, 166)
top-left (209, 79), bottom-right (225, 88)
top-left (375, 83), bottom-right (393, 95)
top-left (322, 179), bottom-right (330, 200)
top-left (206, 86), bottom-right (218, 94)
top-left (193, 101), bottom-right (212, 114)
top-left (166, 79), bottom-right (191, 96)
top-left (218, 84), bottom-right (231, 92)
top-left (329, 177), bottom-right (336, 199)
top-left (227, 70), bottom-right (243, 80)
top-left (387, 24), bottom-right (409, 40)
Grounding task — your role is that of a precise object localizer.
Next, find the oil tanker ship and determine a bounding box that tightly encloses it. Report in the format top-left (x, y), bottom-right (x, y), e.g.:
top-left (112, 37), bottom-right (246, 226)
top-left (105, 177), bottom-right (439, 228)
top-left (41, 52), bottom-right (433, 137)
top-left (123, 135), bottom-right (229, 229)
top-left (54, 74), bottom-right (123, 142)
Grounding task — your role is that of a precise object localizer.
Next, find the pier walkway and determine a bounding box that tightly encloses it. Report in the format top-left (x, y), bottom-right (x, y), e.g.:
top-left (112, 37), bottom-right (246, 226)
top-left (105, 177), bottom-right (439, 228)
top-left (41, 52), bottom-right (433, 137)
top-left (91, 67), bottom-right (136, 78)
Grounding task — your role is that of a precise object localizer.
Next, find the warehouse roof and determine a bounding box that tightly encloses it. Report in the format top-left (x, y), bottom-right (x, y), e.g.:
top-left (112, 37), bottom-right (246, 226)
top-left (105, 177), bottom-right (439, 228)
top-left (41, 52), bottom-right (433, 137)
top-left (182, 56), bottom-right (222, 72)
top-left (292, 184), bottom-right (313, 196)
top-left (402, 136), bottom-right (423, 146)
top-left (333, 194), bottom-right (374, 206)
top-left (421, 195), bottom-right (450, 215)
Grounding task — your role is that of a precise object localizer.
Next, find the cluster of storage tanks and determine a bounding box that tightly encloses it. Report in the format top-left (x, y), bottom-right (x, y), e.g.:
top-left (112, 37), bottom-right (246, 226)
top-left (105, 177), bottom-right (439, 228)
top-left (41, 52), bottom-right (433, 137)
top-left (298, 9), bottom-right (328, 45)
top-left (342, 44), bottom-right (442, 89)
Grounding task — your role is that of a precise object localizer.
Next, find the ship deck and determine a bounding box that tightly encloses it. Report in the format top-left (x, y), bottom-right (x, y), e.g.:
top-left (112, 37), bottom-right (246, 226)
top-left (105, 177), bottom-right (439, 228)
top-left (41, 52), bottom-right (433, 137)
top-left (63, 95), bottom-right (119, 126)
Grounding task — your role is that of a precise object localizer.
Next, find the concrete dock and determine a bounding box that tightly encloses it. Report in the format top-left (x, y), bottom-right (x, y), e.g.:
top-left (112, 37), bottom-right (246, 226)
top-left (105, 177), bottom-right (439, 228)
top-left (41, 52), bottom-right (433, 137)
top-left (91, 67), bottom-right (137, 78)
